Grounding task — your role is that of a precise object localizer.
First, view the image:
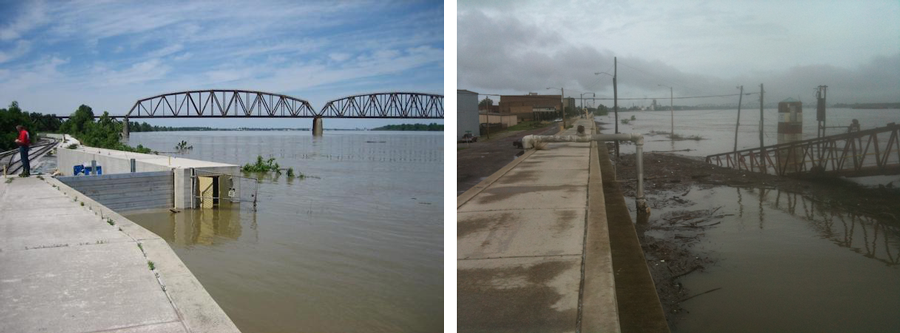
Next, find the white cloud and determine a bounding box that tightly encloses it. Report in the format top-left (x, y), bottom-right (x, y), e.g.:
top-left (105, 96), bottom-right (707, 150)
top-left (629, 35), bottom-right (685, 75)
top-left (0, 1), bottom-right (48, 41)
top-left (329, 53), bottom-right (351, 62)
top-left (0, 40), bottom-right (31, 63)
top-left (173, 52), bottom-right (193, 61)
top-left (0, 0), bottom-right (443, 125)
top-left (146, 44), bottom-right (184, 58)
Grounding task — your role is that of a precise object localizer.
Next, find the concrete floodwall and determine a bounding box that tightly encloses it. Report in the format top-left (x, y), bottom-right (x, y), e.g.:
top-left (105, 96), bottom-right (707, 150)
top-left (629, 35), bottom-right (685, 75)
top-left (58, 147), bottom-right (171, 176)
top-left (58, 171), bottom-right (173, 212)
top-left (56, 145), bottom-right (240, 210)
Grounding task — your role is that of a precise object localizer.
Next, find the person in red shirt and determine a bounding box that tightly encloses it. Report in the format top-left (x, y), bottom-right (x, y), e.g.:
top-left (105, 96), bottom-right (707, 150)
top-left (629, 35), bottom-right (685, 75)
top-left (14, 125), bottom-right (30, 176)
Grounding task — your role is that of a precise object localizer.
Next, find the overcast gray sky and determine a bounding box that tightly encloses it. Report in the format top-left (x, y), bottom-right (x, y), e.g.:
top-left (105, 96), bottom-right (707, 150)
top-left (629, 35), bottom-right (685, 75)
top-left (458, 0), bottom-right (900, 106)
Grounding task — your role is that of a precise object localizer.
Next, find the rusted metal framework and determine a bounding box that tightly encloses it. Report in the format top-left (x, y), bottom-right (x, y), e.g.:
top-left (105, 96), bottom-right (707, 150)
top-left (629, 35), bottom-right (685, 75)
top-left (706, 123), bottom-right (900, 177)
top-left (126, 90), bottom-right (316, 118)
top-left (318, 92), bottom-right (443, 118)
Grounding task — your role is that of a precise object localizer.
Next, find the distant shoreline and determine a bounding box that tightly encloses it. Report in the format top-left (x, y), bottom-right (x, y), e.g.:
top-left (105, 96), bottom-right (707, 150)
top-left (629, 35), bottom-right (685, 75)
top-left (129, 128), bottom-right (445, 132)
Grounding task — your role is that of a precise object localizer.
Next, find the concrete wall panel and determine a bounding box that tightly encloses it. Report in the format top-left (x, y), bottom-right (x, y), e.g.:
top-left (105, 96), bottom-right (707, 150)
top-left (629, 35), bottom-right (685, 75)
top-left (58, 171), bottom-right (173, 212)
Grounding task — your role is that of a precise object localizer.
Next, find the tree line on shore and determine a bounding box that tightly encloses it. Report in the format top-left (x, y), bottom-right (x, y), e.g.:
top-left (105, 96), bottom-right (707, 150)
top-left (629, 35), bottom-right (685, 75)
top-left (370, 123), bottom-right (443, 131)
top-left (0, 101), bottom-right (152, 153)
top-left (2, 101), bottom-right (448, 152)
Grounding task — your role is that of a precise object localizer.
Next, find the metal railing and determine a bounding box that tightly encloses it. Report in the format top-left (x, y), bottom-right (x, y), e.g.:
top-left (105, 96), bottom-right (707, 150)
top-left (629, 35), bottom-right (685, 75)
top-left (522, 127), bottom-right (648, 215)
top-left (706, 123), bottom-right (900, 177)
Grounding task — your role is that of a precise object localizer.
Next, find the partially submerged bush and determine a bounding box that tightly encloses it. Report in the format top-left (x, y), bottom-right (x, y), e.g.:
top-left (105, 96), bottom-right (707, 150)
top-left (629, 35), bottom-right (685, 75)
top-left (242, 156), bottom-right (281, 173)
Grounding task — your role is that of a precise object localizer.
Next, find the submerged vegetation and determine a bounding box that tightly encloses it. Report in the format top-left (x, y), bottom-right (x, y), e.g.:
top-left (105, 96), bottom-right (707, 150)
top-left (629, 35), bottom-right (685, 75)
top-left (175, 140), bottom-right (193, 151)
top-left (670, 133), bottom-right (705, 141)
top-left (242, 156), bottom-right (306, 180)
top-left (242, 156), bottom-right (281, 173)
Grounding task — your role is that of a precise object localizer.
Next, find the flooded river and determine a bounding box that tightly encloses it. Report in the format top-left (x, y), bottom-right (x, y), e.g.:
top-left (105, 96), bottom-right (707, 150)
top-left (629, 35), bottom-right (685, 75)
top-left (124, 131), bottom-right (443, 333)
top-left (599, 108), bottom-right (900, 331)
top-left (603, 107), bottom-right (900, 187)
top-left (670, 186), bottom-right (900, 332)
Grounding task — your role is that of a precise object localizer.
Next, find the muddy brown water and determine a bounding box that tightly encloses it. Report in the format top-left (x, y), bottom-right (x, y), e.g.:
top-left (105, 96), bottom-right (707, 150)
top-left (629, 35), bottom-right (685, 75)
top-left (602, 108), bottom-right (900, 331)
top-left (648, 185), bottom-right (900, 332)
top-left (123, 131), bottom-right (442, 333)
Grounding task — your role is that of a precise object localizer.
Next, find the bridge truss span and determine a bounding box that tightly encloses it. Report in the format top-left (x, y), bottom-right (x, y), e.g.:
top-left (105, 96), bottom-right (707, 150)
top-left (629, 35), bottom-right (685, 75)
top-left (318, 92), bottom-right (443, 118)
top-left (126, 90), bottom-right (317, 118)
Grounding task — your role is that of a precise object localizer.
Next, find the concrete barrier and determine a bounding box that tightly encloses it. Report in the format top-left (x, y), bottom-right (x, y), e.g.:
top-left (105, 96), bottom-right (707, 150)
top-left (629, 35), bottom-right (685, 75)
top-left (58, 146), bottom-right (171, 176)
top-left (58, 171), bottom-right (174, 212)
top-left (57, 146), bottom-right (240, 210)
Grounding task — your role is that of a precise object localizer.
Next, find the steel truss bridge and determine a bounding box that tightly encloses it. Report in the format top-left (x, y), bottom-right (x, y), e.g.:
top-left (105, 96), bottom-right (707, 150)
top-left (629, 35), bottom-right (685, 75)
top-left (706, 123), bottom-right (900, 177)
top-left (124, 90), bottom-right (443, 119)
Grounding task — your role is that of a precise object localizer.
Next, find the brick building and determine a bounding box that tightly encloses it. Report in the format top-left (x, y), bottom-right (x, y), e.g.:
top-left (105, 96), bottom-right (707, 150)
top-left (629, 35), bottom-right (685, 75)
top-left (498, 94), bottom-right (562, 121)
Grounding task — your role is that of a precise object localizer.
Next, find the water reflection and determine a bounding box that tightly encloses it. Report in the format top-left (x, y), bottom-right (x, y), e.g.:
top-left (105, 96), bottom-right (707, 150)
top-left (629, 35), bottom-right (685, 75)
top-left (742, 187), bottom-right (900, 266)
top-left (122, 131), bottom-right (443, 332)
top-left (128, 203), bottom-right (256, 246)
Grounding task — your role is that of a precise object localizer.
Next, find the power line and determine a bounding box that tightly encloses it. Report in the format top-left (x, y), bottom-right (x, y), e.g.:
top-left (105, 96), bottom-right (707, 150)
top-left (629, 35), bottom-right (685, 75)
top-left (583, 92), bottom-right (758, 101)
top-left (476, 92), bottom-right (756, 100)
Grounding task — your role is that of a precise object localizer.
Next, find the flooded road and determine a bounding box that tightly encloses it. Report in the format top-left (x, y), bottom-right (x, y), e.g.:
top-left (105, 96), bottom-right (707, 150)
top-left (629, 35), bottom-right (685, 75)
top-left (602, 108), bottom-right (900, 331)
top-left (667, 186), bottom-right (900, 332)
top-left (124, 131), bottom-right (443, 333)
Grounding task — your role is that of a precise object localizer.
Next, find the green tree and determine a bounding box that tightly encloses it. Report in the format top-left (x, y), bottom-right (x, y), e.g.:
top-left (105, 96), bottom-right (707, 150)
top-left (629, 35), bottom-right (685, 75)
top-left (60, 104), bottom-right (95, 135)
top-left (0, 101), bottom-right (37, 150)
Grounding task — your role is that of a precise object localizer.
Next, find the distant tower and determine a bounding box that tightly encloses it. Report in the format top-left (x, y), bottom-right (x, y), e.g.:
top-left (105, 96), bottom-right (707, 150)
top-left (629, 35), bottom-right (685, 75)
top-left (651, 99), bottom-right (657, 111)
top-left (777, 98), bottom-right (803, 172)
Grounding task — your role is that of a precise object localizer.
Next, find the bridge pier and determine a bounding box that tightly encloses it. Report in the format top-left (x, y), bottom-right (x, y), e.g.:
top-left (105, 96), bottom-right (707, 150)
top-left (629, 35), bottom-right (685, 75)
top-left (312, 116), bottom-right (323, 136)
top-left (122, 117), bottom-right (129, 139)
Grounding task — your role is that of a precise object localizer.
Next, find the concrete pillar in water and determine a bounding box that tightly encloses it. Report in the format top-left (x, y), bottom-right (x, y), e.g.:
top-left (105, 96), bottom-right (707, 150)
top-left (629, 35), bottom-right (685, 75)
top-left (174, 167), bottom-right (194, 209)
top-left (777, 99), bottom-right (803, 172)
top-left (312, 116), bottom-right (323, 136)
top-left (122, 117), bottom-right (129, 139)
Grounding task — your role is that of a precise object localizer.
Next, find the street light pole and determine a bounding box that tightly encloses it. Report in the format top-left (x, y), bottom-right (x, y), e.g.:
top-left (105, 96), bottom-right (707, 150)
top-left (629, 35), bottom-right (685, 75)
top-left (595, 67), bottom-right (617, 156)
top-left (546, 87), bottom-right (565, 127)
top-left (580, 92), bottom-right (595, 115)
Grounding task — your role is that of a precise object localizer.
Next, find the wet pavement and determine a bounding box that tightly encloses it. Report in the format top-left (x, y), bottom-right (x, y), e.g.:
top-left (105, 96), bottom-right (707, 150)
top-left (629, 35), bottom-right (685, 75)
top-left (0, 176), bottom-right (238, 333)
top-left (457, 118), bottom-right (620, 333)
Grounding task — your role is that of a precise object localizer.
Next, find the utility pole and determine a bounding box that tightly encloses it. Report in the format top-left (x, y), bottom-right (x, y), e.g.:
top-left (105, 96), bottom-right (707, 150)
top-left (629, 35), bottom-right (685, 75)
top-left (816, 85), bottom-right (827, 138)
top-left (658, 84), bottom-right (674, 138)
top-left (734, 85), bottom-right (743, 153)
top-left (614, 57), bottom-right (619, 157)
top-left (669, 86), bottom-right (674, 136)
top-left (561, 87), bottom-right (565, 128)
top-left (759, 83), bottom-right (765, 149)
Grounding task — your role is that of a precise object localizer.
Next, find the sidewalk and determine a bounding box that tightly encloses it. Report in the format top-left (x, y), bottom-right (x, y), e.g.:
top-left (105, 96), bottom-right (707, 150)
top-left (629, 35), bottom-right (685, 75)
top-left (0, 176), bottom-right (239, 333)
top-left (457, 118), bottom-right (620, 333)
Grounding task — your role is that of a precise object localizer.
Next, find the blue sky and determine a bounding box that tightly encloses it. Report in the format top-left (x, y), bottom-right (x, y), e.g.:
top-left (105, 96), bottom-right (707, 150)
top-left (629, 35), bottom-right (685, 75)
top-left (0, 0), bottom-right (443, 129)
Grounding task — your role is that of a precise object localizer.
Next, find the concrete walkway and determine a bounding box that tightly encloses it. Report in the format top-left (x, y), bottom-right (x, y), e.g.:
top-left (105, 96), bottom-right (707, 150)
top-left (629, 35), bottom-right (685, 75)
top-left (0, 176), bottom-right (239, 333)
top-left (457, 118), bottom-right (620, 333)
